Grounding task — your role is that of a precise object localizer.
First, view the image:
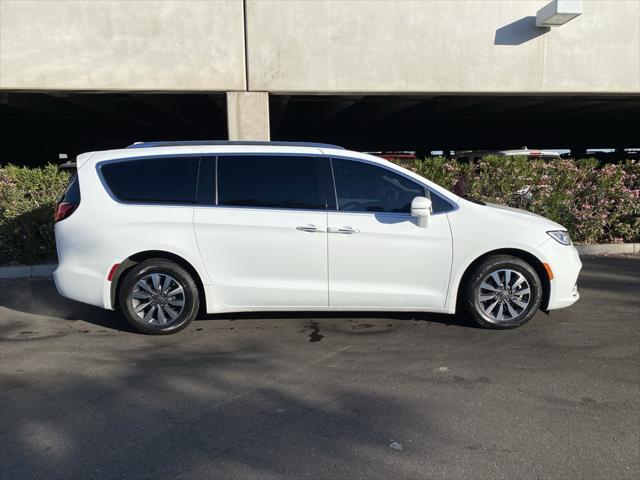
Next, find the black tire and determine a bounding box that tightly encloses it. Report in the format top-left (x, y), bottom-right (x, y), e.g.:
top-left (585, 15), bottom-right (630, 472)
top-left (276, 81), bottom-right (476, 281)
top-left (462, 255), bottom-right (542, 329)
top-left (118, 258), bottom-right (200, 335)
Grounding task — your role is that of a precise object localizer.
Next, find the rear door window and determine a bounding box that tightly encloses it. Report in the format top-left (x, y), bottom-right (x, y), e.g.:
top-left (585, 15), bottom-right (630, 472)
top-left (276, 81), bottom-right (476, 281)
top-left (217, 155), bottom-right (326, 210)
top-left (100, 156), bottom-right (199, 203)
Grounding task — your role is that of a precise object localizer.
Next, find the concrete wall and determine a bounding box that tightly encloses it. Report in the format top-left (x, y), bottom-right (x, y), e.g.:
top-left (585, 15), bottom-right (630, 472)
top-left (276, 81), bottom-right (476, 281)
top-left (246, 0), bottom-right (640, 94)
top-left (0, 0), bottom-right (246, 91)
top-left (1, 0), bottom-right (638, 93)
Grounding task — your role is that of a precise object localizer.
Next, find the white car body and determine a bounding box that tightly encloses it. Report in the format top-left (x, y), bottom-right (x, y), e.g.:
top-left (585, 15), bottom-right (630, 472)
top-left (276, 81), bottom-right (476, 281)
top-left (54, 143), bottom-right (581, 319)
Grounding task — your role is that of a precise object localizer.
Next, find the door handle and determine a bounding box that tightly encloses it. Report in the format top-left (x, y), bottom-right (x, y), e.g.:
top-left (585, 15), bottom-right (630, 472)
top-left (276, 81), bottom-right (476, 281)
top-left (296, 224), bottom-right (323, 233)
top-left (328, 226), bottom-right (359, 234)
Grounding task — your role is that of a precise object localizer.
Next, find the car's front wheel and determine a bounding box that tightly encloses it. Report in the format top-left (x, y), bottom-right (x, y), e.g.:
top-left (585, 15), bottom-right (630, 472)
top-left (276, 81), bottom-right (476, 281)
top-left (462, 255), bottom-right (542, 329)
top-left (118, 258), bottom-right (200, 334)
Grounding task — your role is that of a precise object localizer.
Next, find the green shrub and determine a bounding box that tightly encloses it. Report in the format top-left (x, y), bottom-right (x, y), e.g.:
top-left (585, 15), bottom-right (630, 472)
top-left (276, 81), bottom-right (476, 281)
top-left (0, 158), bottom-right (638, 265)
top-left (396, 155), bottom-right (640, 244)
top-left (0, 164), bottom-right (70, 265)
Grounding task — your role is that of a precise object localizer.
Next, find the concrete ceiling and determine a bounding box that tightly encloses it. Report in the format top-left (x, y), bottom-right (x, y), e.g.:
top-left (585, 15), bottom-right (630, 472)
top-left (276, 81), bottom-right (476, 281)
top-left (0, 92), bottom-right (228, 166)
top-left (270, 94), bottom-right (640, 152)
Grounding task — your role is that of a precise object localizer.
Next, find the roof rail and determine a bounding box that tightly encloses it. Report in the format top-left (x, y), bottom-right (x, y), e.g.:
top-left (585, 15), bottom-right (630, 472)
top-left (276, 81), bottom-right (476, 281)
top-left (127, 140), bottom-right (344, 150)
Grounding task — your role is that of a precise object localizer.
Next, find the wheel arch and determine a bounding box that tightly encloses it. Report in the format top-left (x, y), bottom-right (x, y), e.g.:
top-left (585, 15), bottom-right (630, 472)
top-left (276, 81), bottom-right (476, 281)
top-left (110, 250), bottom-right (207, 314)
top-left (455, 248), bottom-right (551, 312)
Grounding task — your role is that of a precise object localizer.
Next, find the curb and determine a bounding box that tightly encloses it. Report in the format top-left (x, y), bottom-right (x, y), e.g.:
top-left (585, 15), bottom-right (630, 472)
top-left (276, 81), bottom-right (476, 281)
top-left (574, 243), bottom-right (640, 255)
top-left (0, 264), bottom-right (56, 280)
top-left (0, 244), bottom-right (638, 280)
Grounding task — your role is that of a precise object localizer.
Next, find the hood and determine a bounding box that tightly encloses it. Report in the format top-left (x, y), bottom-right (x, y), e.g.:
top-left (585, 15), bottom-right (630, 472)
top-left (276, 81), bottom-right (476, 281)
top-left (482, 202), bottom-right (566, 231)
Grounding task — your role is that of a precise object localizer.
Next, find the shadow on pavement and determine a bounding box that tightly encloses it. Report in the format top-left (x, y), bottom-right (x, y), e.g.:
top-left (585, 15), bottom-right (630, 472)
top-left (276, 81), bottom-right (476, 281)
top-left (0, 277), bottom-right (134, 332)
top-left (577, 255), bottom-right (640, 307)
top-left (210, 310), bottom-right (478, 329)
top-left (0, 340), bottom-right (438, 479)
top-left (0, 277), bottom-right (478, 333)
top-left (3, 255), bottom-right (637, 335)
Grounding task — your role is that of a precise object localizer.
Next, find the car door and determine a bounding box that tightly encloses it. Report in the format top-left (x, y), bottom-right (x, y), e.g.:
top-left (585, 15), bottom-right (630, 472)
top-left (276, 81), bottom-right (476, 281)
top-left (328, 157), bottom-right (453, 308)
top-left (193, 154), bottom-right (330, 308)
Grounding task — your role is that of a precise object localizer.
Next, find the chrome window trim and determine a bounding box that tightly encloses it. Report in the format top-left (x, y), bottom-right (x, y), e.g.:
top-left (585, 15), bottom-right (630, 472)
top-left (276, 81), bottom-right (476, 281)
top-left (193, 204), bottom-right (332, 214)
top-left (95, 152), bottom-right (459, 216)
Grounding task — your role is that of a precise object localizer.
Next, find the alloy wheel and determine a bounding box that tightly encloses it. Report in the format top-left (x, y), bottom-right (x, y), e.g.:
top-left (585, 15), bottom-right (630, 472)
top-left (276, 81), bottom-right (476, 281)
top-left (476, 268), bottom-right (531, 324)
top-left (130, 273), bottom-right (186, 326)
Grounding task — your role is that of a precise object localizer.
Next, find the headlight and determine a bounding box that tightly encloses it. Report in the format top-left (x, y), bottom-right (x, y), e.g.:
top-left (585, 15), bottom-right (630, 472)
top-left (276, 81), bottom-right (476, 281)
top-left (547, 230), bottom-right (571, 245)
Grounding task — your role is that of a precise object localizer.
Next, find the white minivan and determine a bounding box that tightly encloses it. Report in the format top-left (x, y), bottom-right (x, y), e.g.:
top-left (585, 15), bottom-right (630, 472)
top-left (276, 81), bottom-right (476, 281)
top-left (54, 141), bottom-right (581, 334)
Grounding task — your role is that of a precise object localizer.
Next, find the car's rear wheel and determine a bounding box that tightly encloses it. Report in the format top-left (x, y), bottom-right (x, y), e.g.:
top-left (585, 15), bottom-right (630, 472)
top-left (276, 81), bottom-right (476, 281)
top-left (118, 258), bottom-right (199, 334)
top-left (463, 255), bottom-right (542, 329)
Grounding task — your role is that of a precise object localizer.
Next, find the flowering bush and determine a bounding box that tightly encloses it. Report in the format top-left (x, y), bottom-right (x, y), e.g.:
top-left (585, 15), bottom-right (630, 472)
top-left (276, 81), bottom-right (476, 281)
top-left (401, 156), bottom-right (640, 244)
top-left (0, 158), bottom-right (638, 265)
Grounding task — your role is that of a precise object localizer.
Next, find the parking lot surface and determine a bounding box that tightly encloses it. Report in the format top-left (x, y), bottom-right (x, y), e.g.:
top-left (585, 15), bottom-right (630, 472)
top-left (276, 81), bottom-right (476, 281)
top-left (1, 255), bottom-right (638, 479)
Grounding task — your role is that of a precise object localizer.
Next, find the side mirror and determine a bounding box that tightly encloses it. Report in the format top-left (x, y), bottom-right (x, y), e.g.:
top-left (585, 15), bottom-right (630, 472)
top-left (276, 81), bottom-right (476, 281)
top-left (411, 196), bottom-right (432, 228)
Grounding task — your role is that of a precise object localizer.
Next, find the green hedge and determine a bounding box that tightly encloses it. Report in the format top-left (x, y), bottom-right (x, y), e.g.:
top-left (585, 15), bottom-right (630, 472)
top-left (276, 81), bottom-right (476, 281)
top-left (395, 156), bottom-right (640, 244)
top-left (0, 158), bottom-right (639, 265)
top-left (0, 164), bottom-right (70, 265)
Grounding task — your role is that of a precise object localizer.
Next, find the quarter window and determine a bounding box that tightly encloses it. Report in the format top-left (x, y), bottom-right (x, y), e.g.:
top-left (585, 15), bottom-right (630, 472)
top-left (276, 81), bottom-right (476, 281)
top-left (428, 191), bottom-right (454, 214)
top-left (61, 173), bottom-right (81, 204)
top-left (217, 155), bottom-right (325, 210)
top-left (100, 156), bottom-right (199, 203)
top-left (331, 159), bottom-right (425, 213)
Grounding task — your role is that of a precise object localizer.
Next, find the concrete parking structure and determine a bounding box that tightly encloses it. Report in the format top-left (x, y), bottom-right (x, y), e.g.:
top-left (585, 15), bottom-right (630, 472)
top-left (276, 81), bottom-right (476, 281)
top-left (1, 1), bottom-right (639, 162)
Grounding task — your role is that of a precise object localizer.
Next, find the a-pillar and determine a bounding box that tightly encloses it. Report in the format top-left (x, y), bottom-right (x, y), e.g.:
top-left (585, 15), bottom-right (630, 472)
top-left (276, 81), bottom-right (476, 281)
top-left (226, 91), bottom-right (270, 141)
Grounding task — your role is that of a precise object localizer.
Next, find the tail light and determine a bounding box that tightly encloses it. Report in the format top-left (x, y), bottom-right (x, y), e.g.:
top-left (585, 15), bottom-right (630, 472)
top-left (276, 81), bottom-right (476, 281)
top-left (54, 202), bottom-right (78, 222)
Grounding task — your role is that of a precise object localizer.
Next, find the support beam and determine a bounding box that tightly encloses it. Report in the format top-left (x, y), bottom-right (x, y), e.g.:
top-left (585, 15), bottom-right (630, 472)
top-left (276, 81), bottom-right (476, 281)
top-left (227, 91), bottom-right (270, 141)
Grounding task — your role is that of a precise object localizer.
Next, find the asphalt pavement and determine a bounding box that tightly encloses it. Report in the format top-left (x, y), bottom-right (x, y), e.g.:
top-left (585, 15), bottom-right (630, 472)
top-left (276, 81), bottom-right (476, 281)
top-left (0, 255), bottom-right (638, 479)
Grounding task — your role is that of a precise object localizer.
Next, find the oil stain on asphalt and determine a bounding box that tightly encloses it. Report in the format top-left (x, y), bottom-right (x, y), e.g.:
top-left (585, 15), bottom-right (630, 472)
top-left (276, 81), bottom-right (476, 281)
top-left (308, 322), bottom-right (324, 342)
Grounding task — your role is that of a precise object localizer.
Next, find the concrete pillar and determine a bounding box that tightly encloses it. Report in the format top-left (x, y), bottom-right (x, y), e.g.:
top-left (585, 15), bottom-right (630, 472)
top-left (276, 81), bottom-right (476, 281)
top-left (226, 91), bottom-right (270, 141)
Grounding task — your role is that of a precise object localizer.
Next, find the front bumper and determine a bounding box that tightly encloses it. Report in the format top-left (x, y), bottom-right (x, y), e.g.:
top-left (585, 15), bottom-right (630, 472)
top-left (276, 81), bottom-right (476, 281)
top-left (538, 239), bottom-right (582, 310)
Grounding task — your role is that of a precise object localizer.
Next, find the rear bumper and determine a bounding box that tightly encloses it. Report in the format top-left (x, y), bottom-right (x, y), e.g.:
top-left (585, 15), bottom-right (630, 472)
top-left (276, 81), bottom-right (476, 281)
top-left (538, 239), bottom-right (582, 310)
top-left (53, 263), bottom-right (105, 309)
top-left (53, 236), bottom-right (117, 310)
top-left (54, 217), bottom-right (120, 309)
